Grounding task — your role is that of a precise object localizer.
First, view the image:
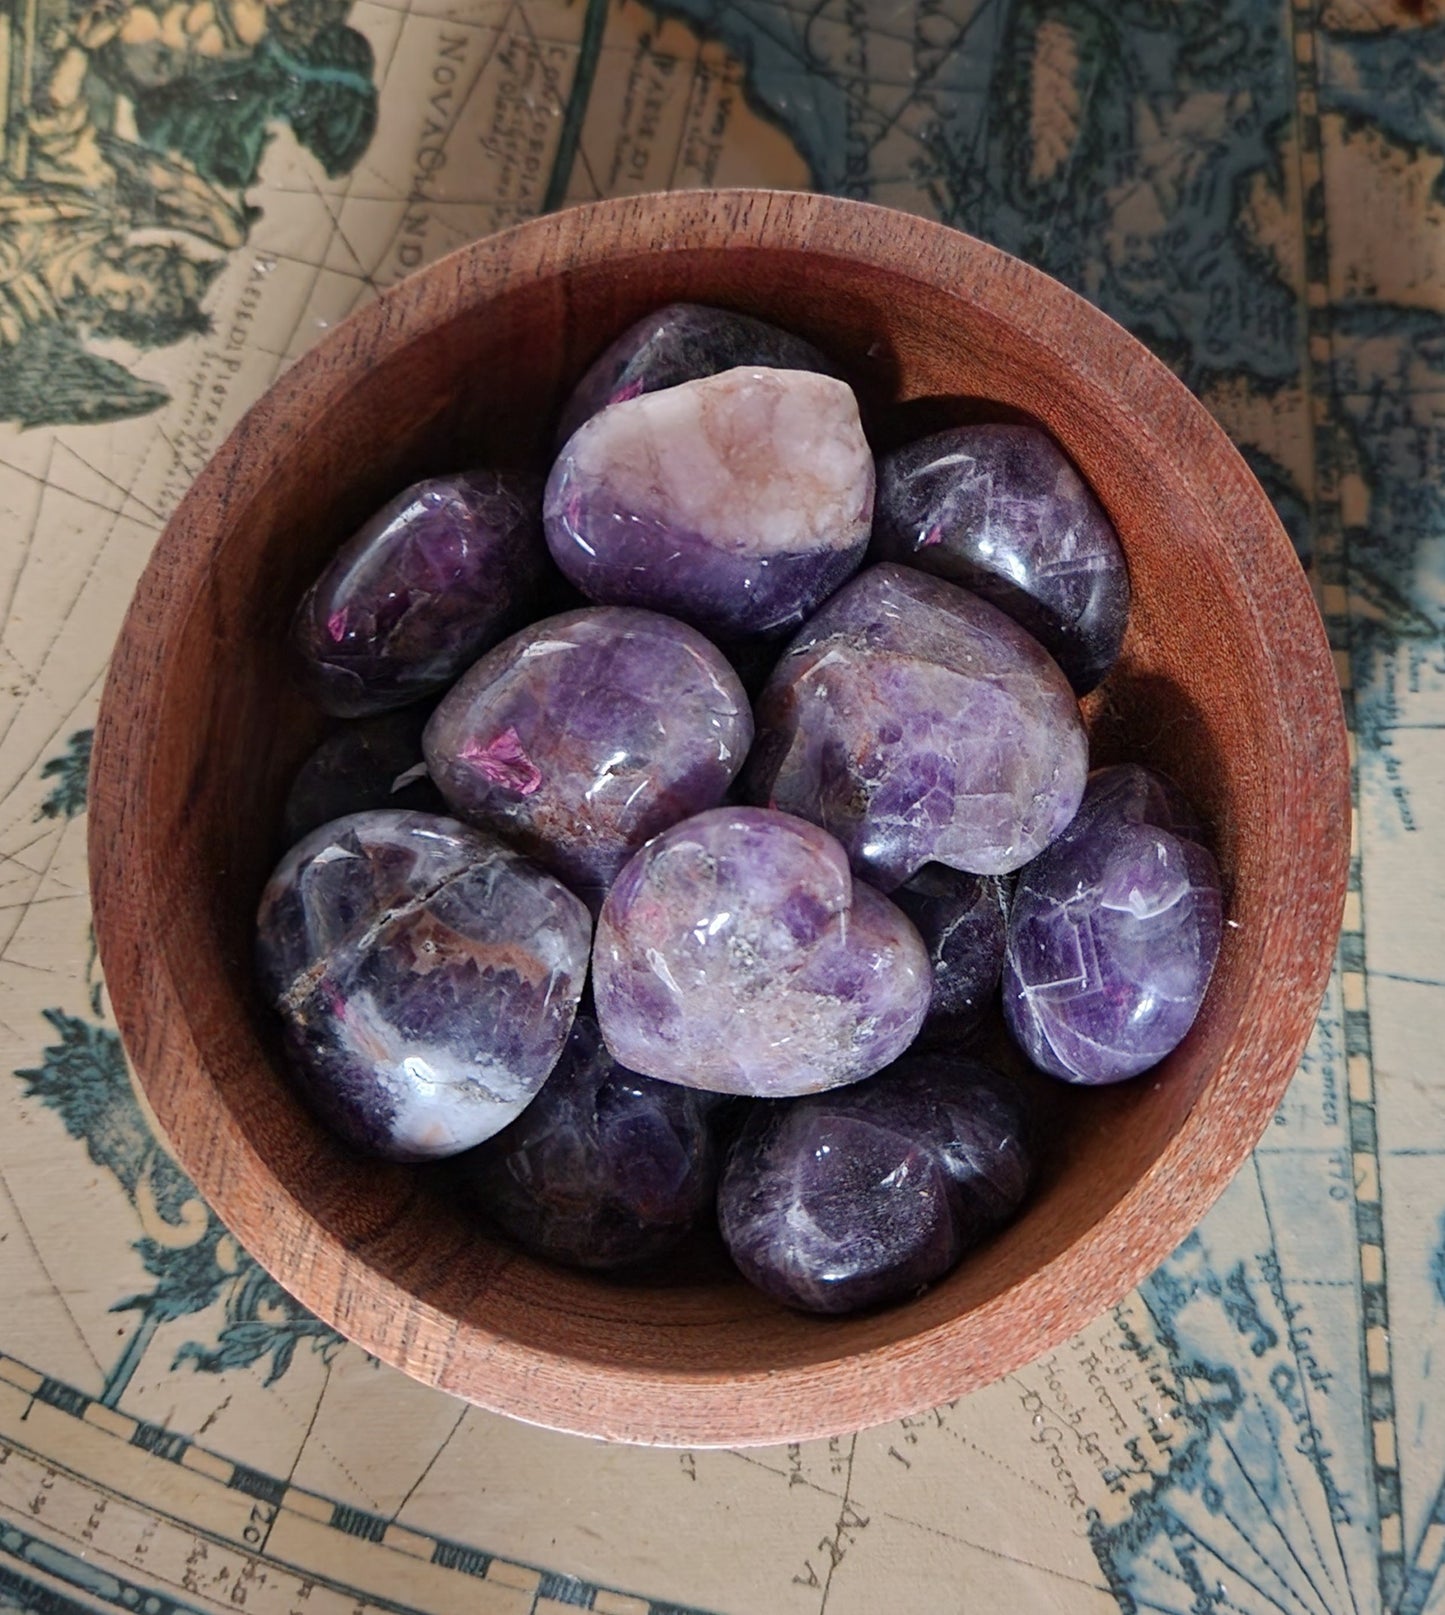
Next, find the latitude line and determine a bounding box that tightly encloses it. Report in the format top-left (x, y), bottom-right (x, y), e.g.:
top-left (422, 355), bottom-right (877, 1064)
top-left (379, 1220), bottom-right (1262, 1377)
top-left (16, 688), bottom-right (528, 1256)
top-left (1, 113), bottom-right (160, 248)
top-left (1289, 1), bottom-right (1408, 1606)
top-left (1251, 1156), bottom-right (1365, 1615)
top-left (0, 1353), bottom-right (727, 1615)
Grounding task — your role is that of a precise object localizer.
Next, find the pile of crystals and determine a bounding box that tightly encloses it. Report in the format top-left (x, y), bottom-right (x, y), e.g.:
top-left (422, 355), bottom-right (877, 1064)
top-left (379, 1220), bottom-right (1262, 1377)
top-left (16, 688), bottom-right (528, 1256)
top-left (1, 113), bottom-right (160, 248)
top-left (257, 304), bottom-right (1222, 1316)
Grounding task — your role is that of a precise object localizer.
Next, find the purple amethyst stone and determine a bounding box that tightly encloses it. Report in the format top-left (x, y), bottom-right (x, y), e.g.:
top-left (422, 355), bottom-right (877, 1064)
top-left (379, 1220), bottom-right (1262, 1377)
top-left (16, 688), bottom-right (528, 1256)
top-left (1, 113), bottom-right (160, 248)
top-left (893, 866), bottom-right (1009, 1035)
top-left (872, 425), bottom-right (1131, 694)
top-left (1002, 765), bottom-right (1223, 1085)
top-left (292, 471), bottom-right (547, 717)
top-left (544, 368), bottom-right (873, 640)
top-left (423, 607), bottom-right (752, 896)
top-left (718, 1053), bottom-right (1033, 1314)
top-left (746, 564), bottom-right (1088, 888)
top-left (557, 302), bottom-right (837, 444)
top-left (461, 1015), bottom-right (721, 1270)
top-left (593, 806), bottom-right (930, 1098)
top-left (283, 707), bottom-right (443, 844)
top-left (255, 810), bottom-right (590, 1159)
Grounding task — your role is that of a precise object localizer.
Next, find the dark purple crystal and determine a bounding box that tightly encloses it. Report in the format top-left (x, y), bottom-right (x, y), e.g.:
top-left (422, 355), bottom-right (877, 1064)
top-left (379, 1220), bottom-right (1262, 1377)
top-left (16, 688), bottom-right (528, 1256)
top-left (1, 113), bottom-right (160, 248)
top-left (718, 1053), bottom-right (1033, 1314)
top-left (872, 425), bottom-right (1131, 694)
top-left (255, 810), bottom-right (590, 1159)
top-left (746, 564), bottom-right (1088, 888)
top-left (544, 368), bottom-right (873, 640)
top-left (893, 866), bottom-right (1009, 1035)
top-left (283, 707), bottom-right (444, 844)
top-left (423, 607), bottom-right (752, 895)
top-left (292, 471), bottom-right (547, 718)
top-left (1002, 765), bottom-right (1223, 1085)
top-left (593, 806), bottom-right (931, 1098)
top-left (461, 1016), bottom-right (720, 1270)
top-left (557, 302), bottom-right (837, 444)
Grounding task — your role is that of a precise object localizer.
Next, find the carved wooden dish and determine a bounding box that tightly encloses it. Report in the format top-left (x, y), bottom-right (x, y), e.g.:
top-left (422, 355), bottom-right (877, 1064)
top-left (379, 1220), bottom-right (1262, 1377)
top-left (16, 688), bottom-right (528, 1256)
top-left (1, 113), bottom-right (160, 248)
top-left (88, 191), bottom-right (1349, 1446)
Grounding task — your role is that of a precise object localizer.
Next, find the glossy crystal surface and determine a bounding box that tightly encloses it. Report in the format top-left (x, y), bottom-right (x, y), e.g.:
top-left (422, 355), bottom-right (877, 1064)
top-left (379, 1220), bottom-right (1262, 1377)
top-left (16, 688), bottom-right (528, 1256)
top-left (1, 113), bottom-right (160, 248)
top-left (893, 866), bottom-right (1009, 1035)
top-left (557, 301), bottom-right (836, 443)
top-left (1003, 765), bottom-right (1223, 1085)
top-left (462, 1015), bottom-right (721, 1270)
top-left (424, 607), bottom-right (751, 895)
top-left (872, 425), bottom-right (1131, 694)
top-left (718, 1052), bottom-right (1033, 1314)
top-left (293, 471), bottom-right (547, 717)
top-left (747, 564), bottom-right (1088, 887)
top-left (593, 806), bottom-right (930, 1098)
top-left (255, 810), bottom-right (589, 1159)
top-left (283, 707), bottom-right (443, 844)
top-left (544, 368), bottom-right (873, 639)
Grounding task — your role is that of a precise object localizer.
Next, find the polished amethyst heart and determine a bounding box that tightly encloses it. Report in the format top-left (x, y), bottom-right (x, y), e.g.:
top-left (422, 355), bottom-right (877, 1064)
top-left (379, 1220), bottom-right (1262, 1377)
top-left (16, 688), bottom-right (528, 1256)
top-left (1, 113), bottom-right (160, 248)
top-left (557, 302), bottom-right (837, 444)
top-left (461, 1015), bottom-right (722, 1270)
top-left (746, 564), bottom-right (1088, 888)
top-left (872, 425), bottom-right (1131, 695)
top-left (592, 806), bottom-right (930, 1098)
top-left (292, 471), bottom-right (547, 717)
top-left (544, 368), bottom-right (873, 640)
top-left (893, 865), bottom-right (1009, 1036)
top-left (423, 607), bottom-right (751, 898)
top-left (718, 1052), bottom-right (1033, 1314)
top-left (1002, 764), bottom-right (1223, 1085)
top-left (255, 810), bottom-right (589, 1159)
top-left (282, 706), bottom-right (443, 844)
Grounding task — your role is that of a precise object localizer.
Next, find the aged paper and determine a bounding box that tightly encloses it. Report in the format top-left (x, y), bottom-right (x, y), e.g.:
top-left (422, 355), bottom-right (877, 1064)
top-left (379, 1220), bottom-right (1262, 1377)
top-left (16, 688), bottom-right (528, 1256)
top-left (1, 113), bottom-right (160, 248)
top-left (1, 1), bottom-right (1443, 1611)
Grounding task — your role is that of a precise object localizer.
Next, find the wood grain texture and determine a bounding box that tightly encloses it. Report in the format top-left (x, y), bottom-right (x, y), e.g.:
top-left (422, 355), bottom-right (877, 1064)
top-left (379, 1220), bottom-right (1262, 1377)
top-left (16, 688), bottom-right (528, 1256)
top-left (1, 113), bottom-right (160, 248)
top-left (87, 190), bottom-right (1350, 1447)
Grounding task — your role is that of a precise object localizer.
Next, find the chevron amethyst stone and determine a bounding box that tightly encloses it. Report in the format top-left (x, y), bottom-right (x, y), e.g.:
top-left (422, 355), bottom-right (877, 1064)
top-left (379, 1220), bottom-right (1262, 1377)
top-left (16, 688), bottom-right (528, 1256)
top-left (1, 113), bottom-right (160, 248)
top-left (1002, 765), bottom-right (1223, 1085)
top-left (746, 564), bottom-right (1088, 888)
top-left (423, 607), bottom-right (751, 897)
top-left (255, 810), bottom-right (590, 1160)
top-left (872, 425), bottom-right (1130, 694)
top-left (282, 706), bottom-right (443, 844)
top-left (593, 806), bottom-right (930, 1098)
top-left (544, 368), bottom-right (873, 639)
top-left (462, 1015), bottom-right (721, 1270)
top-left (893, 865), bottom-right (1009, 1035)
top-left (293, 471), bottom-right (547, 717)
top-left (718, 1052), bottom-right (1033, 1314)
top-left (556, 302), bottom-right (837, 443)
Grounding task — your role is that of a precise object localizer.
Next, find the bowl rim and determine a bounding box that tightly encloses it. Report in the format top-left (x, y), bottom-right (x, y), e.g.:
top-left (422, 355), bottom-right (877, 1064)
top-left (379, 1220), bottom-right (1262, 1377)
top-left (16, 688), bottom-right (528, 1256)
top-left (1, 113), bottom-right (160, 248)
top-left (89, 187), bottom-right (1350, 1446)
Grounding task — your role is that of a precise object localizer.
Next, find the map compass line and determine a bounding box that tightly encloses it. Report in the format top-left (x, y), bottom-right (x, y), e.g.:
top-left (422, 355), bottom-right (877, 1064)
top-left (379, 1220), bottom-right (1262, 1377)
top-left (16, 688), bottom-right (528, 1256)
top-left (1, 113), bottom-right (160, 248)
top-left (1396, 1470), bottom-right (1445, 1615)
top-left (1208, 1460), bottom-right (1339, 1615)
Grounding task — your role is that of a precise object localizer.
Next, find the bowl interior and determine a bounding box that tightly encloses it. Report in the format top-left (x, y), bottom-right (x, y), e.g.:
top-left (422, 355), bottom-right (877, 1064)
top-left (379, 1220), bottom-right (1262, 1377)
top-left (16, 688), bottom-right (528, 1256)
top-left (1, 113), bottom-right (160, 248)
top-left (93, 194), bottom-right (1347, 1445)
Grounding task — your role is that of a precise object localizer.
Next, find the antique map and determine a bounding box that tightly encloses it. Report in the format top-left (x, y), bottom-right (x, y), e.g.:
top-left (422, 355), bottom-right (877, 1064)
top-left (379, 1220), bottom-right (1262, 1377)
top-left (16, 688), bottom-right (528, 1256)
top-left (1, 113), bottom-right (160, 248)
top-left (1, 0), bottom-right (1443, 1610)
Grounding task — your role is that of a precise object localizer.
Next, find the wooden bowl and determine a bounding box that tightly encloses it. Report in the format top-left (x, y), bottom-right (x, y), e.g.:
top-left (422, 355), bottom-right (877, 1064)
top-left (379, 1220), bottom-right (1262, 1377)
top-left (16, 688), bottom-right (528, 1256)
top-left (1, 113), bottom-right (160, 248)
top-left (89, 190), bottom-right (1349, 1446)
